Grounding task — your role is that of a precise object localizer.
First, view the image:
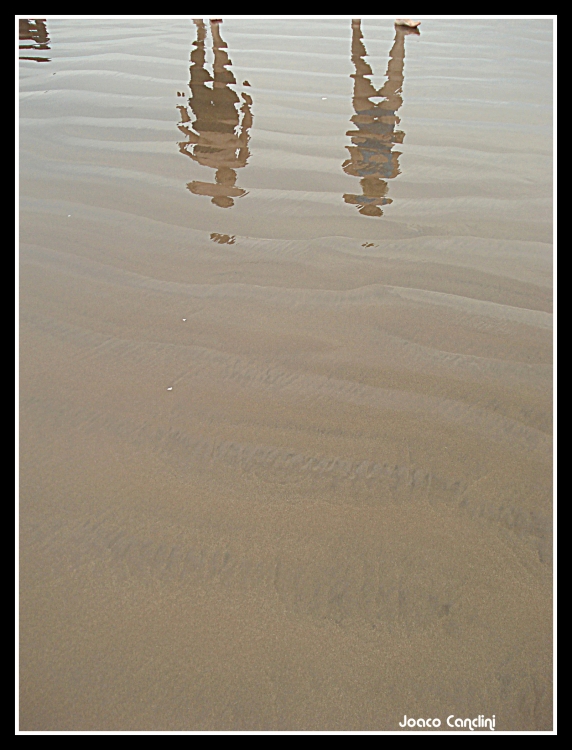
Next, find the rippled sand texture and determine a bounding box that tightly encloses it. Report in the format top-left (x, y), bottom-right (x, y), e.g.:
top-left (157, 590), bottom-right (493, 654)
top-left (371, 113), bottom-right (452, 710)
top-left (19, 19), bottom-right (552, 731)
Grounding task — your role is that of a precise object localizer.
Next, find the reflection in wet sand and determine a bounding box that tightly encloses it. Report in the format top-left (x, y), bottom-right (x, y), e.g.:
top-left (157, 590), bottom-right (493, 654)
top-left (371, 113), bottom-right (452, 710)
top-left (343, 20), bottom-right (418, 216)
top-left (19, 19), bottom-right (51, 63)
top-left (211, 232), bottom-right (236, 244)
top-left (177, 19), bottom-right (253, 208)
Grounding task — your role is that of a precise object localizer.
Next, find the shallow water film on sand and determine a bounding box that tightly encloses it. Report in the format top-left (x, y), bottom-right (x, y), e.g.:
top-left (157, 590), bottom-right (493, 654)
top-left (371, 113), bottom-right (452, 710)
top-left (19, 17), bottom-right (552, 731)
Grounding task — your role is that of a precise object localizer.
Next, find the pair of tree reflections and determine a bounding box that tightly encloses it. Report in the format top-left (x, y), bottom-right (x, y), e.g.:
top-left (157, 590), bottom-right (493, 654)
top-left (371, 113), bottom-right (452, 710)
top-left (177, 19), bottom-right (419, 217)
top-left (19, 18), bottom-right (417, 218)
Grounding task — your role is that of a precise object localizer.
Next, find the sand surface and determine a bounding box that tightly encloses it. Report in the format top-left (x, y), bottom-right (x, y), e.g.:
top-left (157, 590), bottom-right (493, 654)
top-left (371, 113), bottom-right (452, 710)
top-left (19, 18), bottom-right (552, 731)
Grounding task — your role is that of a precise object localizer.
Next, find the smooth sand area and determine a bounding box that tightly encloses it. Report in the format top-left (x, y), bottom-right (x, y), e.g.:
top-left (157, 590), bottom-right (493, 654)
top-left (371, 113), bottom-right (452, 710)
top-left (19, 18), bottom-right (552, 731)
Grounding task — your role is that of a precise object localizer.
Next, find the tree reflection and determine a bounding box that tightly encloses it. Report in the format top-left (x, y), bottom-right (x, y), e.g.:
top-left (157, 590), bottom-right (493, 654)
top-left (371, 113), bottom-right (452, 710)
top-left (177, 19), bottom-right (253, 208)
top-left (19, 19), bottom-right (51, 63)
top-left (343, 20), bottom-right (418, 217)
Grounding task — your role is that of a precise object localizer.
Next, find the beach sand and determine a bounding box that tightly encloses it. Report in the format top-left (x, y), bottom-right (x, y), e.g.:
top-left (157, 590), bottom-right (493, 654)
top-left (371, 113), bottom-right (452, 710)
top-left (19, 18), bottom-right (552, 731)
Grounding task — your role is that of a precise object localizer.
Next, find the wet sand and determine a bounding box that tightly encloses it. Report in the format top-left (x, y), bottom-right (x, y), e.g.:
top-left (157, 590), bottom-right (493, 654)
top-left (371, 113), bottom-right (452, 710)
top-left (19, 18), bottom-right (552, 731)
